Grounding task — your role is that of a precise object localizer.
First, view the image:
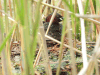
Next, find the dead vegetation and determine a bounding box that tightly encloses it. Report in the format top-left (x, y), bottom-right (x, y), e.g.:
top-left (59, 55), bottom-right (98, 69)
top-left (0, 0), bottom-right (100, 75)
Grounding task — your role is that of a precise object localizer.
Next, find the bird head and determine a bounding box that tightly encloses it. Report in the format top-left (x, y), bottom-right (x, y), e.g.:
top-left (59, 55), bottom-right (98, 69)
top-left (45, 13), bottom-right (63, 24)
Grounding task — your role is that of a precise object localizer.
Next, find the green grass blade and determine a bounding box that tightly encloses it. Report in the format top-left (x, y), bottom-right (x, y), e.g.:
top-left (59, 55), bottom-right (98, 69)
top-left (84, 0), bottom-right (89, 14)
top-left (63, 0), bottom-right (70, 9)
top-left (0, 25), bottom-right (16, 53)
top-left (15, 0), bottom-right (25, 26)
top-left (0, 18), bottom-right (4, 34)
top-left (56, 4), bottom-right (67, 75)
top-left (31, 0), bottom-right (42, 57)
top-left (70, 0), bottom-right (75, 35)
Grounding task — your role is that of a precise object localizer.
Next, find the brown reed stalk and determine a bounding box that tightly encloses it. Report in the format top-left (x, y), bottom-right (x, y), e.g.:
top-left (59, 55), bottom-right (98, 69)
top-left (39, 18), bottom-right (52, 75)
top-left (66, 5), bottom-right (77, 75)
top-left (4, 0), bottom-right (12, 75)
top-left (42, 0), bottom-right (47, 13)
top-left (89, 0), bottom-right (100, 34)
top-left (45, 35), bottom-right (100, 62)
top-left (9, 0), bottom-right (12, 17)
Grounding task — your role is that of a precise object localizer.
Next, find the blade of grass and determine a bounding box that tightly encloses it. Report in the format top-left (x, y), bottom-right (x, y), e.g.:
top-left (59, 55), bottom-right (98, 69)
top-left (66, 5), bottom-right (77, 75)
top-left (4, 0), bottom-right (13, 74)
top-left (74, 0), bottom-right (77, 47)
top-left (39, 26), bottom-right (52, 75)
top-left (15, 0), bottom-right (25, 26)
top-left (84, 0), bottom-right (89, 14)
top-left (78, 34), bottom-right (100, 75)
top-left (0, 24), bottom-right (16, 53)
top-left (63, 0), bottom-right (75, 35)
top-left (56, 3), bottom-right (67, 75)
top-left (31, 0), bottom-right (42, 74)
top-left (31, 0), bottom-right (42, 59)
top-left (22, 0), bottom-right (33, 74)
top-left (77, 0), bottom-right (88, 68)
top-left (15, 0), bottom-right (42, 74)
top-left (0, 0), bottom-right (2, 16)
top-left (89, 0), bottom-right (100, 34)
top-left (0, 15), bottom-right (14, 75)
top-left (70, 0), bottom-right (75, 35)
top-left (63, 0), bottom-right (70, 9)
top-left (9, 0), bottom-right (12, 17)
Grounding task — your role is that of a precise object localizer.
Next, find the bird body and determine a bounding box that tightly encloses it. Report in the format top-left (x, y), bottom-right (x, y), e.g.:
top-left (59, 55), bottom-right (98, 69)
top-left (43, 13), bottom-right (63, 45)
top-left (44, 22), bottom-right (62, 41)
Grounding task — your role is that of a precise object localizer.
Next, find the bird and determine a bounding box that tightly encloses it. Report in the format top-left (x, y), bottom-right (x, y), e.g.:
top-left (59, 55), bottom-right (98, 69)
top-left (43, 13), bottom-right (63, 47)
top-left (43, 13), bottom-right (63, 41)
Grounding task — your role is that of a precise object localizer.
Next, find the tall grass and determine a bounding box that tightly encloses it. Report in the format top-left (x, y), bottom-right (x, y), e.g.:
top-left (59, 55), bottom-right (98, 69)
top-left (0, 0), bottom-right (100, 75)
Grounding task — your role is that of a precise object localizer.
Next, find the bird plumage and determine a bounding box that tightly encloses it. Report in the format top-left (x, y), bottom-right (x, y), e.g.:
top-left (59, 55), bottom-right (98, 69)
top-left (43, 13), bottom-right (63, 47)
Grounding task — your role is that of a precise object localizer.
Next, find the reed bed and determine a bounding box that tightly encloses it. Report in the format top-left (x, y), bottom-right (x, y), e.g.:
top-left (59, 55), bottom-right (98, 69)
top-left (0, 0), bottom-right (100, 75)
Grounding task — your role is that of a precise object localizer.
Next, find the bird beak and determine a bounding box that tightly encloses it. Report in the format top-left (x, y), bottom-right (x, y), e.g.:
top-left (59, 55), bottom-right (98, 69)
top-left (59, 17), bottom-right (63, 21)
